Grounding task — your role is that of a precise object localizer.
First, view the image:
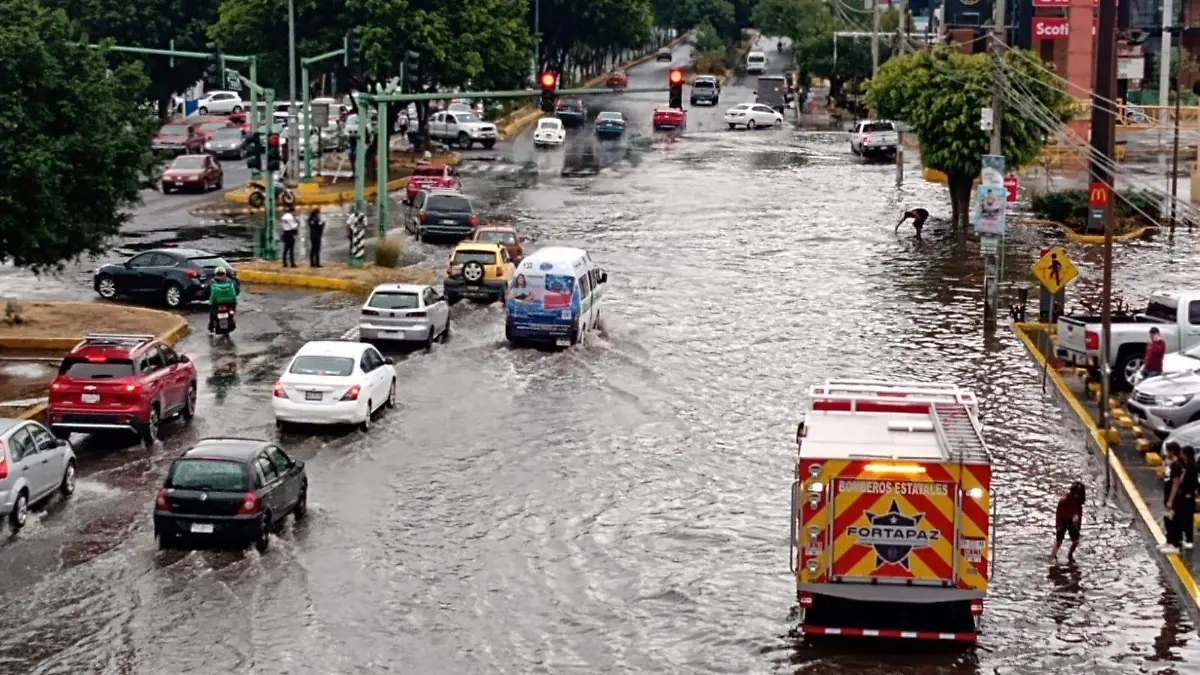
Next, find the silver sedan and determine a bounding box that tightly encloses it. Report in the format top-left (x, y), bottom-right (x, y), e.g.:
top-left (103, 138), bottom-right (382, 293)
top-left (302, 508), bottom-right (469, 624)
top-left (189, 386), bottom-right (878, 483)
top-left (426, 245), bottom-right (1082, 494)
top-left (1, 418), bottom-right (77, 530)
top-left (358, 283), bottom-right (451, 347)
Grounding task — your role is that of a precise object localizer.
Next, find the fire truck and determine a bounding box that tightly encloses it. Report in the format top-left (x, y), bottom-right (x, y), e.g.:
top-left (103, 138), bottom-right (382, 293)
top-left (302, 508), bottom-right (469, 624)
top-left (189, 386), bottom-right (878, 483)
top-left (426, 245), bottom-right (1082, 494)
top-left (791, 380), bottom-right (994, 641)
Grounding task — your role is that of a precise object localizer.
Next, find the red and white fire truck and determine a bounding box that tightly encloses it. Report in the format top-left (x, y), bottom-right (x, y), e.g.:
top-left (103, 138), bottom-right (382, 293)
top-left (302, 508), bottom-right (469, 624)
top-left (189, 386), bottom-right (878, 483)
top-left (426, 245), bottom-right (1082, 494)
top-left (791, 380), bottom-right (994, 641)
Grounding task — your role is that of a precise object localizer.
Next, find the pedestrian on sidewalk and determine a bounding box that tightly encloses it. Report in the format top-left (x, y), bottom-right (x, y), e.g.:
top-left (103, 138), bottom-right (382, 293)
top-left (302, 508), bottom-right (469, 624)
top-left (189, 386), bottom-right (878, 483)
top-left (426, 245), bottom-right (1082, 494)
top-left (1162, 442), bottom-right (1187, 554)
top-left (308, 207), bottom-right (325, 268)
top-left (1178, 445), bottom-right (1197, 550)
top-left (1143, 327), bottom-right (1166, 379)
top-left (280, 206), bottom-right (299, 267)
top-left (1050, 481), bottom-right (1085, 562)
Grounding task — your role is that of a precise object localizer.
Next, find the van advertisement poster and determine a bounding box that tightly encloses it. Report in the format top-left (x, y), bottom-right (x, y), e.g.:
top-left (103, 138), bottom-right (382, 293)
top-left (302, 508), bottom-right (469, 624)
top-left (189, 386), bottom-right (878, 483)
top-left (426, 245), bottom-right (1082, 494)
top-left (975, 154), bottom-right (1007, 236)
top-left (508, 270), bottom-right (576, 319)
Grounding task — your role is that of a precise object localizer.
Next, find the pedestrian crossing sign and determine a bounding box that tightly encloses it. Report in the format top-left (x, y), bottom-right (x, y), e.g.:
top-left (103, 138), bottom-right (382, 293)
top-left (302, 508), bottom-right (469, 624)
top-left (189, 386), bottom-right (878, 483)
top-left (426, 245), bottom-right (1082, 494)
top-left (1031, 246), bottom-right (1078, 294)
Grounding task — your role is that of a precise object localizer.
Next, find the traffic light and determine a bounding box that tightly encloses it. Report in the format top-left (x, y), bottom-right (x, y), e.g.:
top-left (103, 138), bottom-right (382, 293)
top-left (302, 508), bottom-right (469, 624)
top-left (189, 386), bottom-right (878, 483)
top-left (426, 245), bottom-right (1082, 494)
top-left (539, 71), bottom-right (557, 113)
top-left (204, 42), bottom-right (223, 87)
top-left (267, 133), bottom-right (281, 171)
top-left (245, 133), bottom-right (263, 171)
top-left (668, 68), bottom-right (684, 109)
top-left (345, 30), bottom-right (359, 68)
top-left (405, 50), bottom-right (420, 86)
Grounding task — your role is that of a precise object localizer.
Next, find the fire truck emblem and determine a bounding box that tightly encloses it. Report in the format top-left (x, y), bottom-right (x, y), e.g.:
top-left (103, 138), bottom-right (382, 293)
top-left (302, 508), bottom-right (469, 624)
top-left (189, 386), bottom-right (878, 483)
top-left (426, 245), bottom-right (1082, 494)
top-left (847, 499), bottom-right (939, 569)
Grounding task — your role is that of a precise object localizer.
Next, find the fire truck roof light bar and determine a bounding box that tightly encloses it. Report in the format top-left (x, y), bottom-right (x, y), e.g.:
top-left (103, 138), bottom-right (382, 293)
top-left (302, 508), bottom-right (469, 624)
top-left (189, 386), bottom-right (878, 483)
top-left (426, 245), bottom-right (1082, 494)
top-left (863, 463), bottom-right (927, 474)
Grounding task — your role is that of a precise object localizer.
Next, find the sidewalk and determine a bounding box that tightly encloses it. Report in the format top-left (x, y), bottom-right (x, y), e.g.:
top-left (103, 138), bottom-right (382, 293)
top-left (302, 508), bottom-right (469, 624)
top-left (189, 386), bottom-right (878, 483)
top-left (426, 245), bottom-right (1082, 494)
top-left (1013, 323), bottom-right (1200, 624)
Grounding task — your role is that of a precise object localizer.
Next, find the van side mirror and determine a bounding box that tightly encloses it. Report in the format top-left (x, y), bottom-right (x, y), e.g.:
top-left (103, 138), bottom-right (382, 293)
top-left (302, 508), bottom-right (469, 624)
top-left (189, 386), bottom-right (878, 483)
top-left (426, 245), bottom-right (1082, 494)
top-left (384, 357), bottom-right (395, 365)
top-left (599, 272), bottom-right (608, 284)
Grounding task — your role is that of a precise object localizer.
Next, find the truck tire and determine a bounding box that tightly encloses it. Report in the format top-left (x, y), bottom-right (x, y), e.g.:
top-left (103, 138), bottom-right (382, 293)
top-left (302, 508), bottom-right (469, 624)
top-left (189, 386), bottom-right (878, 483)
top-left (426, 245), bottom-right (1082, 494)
top-left (458, 132), bottom-right (473, 149)
top-left (1113, 346), bottom-right (1146, 391)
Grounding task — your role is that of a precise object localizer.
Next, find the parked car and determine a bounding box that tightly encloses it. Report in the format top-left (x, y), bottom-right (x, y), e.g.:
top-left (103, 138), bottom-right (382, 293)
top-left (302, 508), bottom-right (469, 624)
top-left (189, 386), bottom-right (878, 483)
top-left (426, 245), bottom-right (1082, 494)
top-left (533, 118), bottom-right (566, 147)
top-left (406, 189), bottom-right (478, 241)
top-left (153, 121), bottom-right (204, 155)
top-left (161, 154), bottom-right (224, 193)
top-left (196, 120), bottom-right (236, 143)
top-left (359, 283), bottom-right (451, 347)
top-left (271, 341), bottom-right (396, 431)
top-left (428, 110), bottom-right (498, 149)
top-left (555, 98), bottom-right (588, 128)
top-left (606, 70), bottom-right (629, 88)
top-left (205, 127), bottom-right (249, 158)
top-left (405, 163), bottom-right (461, 203)
top-left (0, 418), bottom-right (76, 530)
top-left (850, 120), bottom-right (899, 157)
top-left (1127, 371), bottom-right (1200, 438)
top-left (595, 111), bottom-right (626, 137)
top-left (691, 75), bottom-right (721, 106)
top-left (153, 438), bottom-right (307, 552)
top-left (196, 90), bottom-right (244, 115)
top-left (443, 241), bottom-right (515, 304)
top-left (472, 225), bottom-right (525, 264)
top-left (93, 248), bottom-right (237, 308)
top-left (653, 106), bottom-right (687, 130)
top-left (723, 103), bottom-right (782, 129)
top-left (47, 334), bottom-right (198, 445)
top-left (656, 47), bottom-right (673, 62)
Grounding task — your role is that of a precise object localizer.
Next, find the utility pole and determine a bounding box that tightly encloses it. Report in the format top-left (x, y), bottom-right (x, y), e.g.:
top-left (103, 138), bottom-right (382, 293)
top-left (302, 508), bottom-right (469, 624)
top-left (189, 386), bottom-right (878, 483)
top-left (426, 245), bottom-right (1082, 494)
top-left (1170, 2), bottom-right (1185, 231)
top-left (1159, 0), bottom-right (1175, 199)
top-left (287, 0), bottom-right (299, 185)
top-left (981, 0), bottom-right (1007, 327)
top-left (1093, 0), bottom-right (1119, 493)
top-left (896, 0), bottom-right (908, 187)
top-left (872, 0), bottom-right (881, 79)
top-left (989, 0), bottom-right (1006, 156)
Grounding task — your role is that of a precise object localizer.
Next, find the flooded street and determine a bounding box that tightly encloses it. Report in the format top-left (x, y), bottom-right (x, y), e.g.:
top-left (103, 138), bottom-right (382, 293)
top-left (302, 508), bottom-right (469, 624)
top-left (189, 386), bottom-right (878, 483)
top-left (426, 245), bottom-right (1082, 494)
top-left (2, 41), bottom-right (1199, 675)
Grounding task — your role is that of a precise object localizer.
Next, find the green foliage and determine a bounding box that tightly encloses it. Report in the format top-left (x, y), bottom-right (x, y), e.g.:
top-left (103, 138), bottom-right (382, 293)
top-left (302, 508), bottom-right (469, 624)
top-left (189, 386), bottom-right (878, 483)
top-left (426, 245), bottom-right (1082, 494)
top-left (1031, 189), bottom-right (1163, 224)
top-left (374, 236), bottom-right (403, 267)
top-left (690, 19), bottom-right (726, 53)
top-left (535, 0), bottom-right (655, 74)
top-left (0, 0), bottom-right (158, 272)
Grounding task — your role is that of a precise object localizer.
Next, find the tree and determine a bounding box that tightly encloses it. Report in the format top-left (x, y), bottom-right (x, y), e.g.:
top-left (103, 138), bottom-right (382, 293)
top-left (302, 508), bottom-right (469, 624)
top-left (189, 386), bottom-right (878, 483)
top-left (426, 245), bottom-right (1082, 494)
top-left (534, 0), bottom-right (655, 76)
top-left (0, 0), bottom-right (158, 271)
top-left (43, 0), bottom-right (221, 119)
top-left (866, 48), bottom-right (1074, 228)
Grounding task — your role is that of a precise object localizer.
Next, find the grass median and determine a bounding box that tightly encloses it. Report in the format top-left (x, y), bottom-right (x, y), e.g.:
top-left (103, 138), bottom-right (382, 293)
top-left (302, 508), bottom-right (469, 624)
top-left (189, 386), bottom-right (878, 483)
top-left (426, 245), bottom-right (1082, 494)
top-left (0, 301), bottom-right (183, 344)
top-left (234, 260), bottom-right (437, 292)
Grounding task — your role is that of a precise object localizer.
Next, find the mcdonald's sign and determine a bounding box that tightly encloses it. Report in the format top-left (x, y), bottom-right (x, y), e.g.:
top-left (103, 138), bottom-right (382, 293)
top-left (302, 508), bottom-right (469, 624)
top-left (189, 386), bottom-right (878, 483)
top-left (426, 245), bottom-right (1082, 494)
top-left (1088, 181), bottom-right (1110, 207)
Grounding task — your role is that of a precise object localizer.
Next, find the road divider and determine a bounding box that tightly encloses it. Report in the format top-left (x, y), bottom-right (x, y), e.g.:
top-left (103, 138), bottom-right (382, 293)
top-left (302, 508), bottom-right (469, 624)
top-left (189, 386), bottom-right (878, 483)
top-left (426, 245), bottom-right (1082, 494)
top-left (234, 260), bottom-right (436, 293)
top-left (1012, 321), bottom-right (1200, 622)
top-left (225, 176), bottom-right (410, 206)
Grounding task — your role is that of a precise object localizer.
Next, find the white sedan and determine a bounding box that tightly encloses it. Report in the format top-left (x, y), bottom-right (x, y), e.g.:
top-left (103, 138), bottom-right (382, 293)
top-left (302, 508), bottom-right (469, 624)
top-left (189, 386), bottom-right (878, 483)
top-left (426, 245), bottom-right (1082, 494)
top-left (724, 103), bottom-right (783, 130)
top-left (272, 341), bottom-right (396, 431)
top-left (533, 117), bottom-right (566, 147)
top-left (196, 90), bottom-right (243, 115)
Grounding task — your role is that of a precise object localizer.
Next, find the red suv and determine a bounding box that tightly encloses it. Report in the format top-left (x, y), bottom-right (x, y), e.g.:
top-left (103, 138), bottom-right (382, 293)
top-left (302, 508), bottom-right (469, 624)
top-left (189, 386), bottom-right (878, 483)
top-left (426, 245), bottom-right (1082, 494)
top-left (47, 334), bottom-right (198, 446)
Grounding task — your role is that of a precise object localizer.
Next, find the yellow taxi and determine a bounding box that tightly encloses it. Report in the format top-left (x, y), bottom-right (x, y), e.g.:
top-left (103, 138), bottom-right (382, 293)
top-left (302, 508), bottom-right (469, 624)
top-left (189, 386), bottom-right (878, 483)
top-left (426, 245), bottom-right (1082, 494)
top-left (443, 241), bottom-right (515, 304)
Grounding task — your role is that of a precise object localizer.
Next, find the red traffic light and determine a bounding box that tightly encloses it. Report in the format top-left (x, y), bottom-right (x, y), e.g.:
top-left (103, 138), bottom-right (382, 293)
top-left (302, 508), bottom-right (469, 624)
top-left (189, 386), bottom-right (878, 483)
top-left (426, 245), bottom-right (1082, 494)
top-left (669, 69), bottom-right (684, 85)
top-left (268, 134), bottom-right (281, 146)
top-left (540, 72), bottom-right (557, 88)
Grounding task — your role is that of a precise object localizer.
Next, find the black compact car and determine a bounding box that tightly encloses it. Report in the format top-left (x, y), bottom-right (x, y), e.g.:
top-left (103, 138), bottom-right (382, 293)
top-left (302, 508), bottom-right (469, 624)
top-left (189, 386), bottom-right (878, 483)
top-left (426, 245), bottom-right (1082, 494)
top-left (153, 438), bottom-right (308, 553)
top-left (554, 98), bottom-right (587, 127)
top-left (93, 248), bottom-right (238, 308)
top-left (406, 189), bottom-right (478, 241)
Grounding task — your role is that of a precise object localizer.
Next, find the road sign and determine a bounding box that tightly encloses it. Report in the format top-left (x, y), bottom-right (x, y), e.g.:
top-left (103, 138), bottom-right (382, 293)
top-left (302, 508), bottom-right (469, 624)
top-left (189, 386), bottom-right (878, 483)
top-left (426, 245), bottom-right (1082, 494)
top-left (1088, 181), bottom-right (1110, 207)
top-left (311, 103), bottom-right (330, 128)
top-left (1004, 175), bottom-right (1019, 202)
top-left (225, 68), bottom-right (241, 91)
top-left (980, 235), bottom-right (1000, 254)
top-left (1031, 246), bottom-right (1078, 294)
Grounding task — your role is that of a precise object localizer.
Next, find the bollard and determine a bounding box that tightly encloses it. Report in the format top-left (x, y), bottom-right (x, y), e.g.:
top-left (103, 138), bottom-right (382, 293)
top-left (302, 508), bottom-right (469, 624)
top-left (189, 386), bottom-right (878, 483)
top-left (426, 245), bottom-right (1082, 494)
top-left (347, 212), bottom-right (366, 268)
top-left (1135, 438), bottom-right (1151, 453)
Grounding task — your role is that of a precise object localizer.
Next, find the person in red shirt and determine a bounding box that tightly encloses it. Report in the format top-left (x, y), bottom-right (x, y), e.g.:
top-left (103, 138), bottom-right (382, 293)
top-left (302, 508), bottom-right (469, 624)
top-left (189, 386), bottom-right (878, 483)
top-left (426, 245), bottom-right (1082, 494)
top-left (1050, 482), bottom-right (1086, 562)
top-left (1143, 327), bottom-right (1166, 379)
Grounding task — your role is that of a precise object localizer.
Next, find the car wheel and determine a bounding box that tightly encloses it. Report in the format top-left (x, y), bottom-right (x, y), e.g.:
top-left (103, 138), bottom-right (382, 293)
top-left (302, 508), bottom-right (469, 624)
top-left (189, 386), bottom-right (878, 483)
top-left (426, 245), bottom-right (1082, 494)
top-left (446, 293), bottom-right (461, 306)
top-left (774, 117), bottom-right (783, 127)
top-left (281, 191), bottom-right (297, 208)
top-left (747, 119), bottom-right (757, 130)
top-left (482, 139), bottom-right (496, 149)
top-left (9, 489), bottom-right (28, 530)
top-left (425, 327), bottom-right (435, 352)
top-left (96, 274), bottom-right (117, 300)
top-left (1114, 349), bottom-right (1145, 390)
top-left (162, 184), bottom-right (172, 194)
top-left (60, 460), bottom-right (77, 497)
top-left (248, 191), bottom-right (266, 209)
top-left (163, 282), bottom-right (183, 308)
top-left (728, 123), bottom-right (736, 130)
top-left (294, 485), bottom-right (308, 520)
top-left (141, 405), bottom-right (160, 447)
top-left (360, 402), bottom-right (373, 432)
top-left (254, 514), bottom-right (271, 553)
top-left (386, 380), bottom-right (396, 409)
top-left (180, 382), bottom-right (197, 423)
top-left (217, 176), bottom-right (224, 190)
top-left (198, 106), bottom-right (208, 115)
top-left (232, 105), bottom-right (243, 114)
top-left (441, 317), bottom-right (451, 343)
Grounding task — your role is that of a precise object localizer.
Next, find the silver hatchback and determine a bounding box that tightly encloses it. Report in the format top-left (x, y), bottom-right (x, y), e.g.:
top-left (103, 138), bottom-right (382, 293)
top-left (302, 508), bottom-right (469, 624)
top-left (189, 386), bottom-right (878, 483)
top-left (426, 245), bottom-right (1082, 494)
top-left (1, 418), bottom-right (77, 530)
top-left (358, 283), bottom-right (451, 346)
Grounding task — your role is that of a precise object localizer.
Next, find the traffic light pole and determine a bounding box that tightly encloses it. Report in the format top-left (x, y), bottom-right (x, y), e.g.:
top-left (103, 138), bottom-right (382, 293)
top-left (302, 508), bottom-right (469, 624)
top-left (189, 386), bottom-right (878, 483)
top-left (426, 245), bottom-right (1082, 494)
top-left (224, 69), bottom-right (278, 260)
top-left (300, 44), bottom-right (348, 181)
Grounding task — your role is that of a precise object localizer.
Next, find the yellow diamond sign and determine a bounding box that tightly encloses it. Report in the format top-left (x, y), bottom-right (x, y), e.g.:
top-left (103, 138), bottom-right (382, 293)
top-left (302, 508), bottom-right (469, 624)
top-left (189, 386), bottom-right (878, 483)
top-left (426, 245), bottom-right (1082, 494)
top-left (1031, 246), bottom-right (1078, 294)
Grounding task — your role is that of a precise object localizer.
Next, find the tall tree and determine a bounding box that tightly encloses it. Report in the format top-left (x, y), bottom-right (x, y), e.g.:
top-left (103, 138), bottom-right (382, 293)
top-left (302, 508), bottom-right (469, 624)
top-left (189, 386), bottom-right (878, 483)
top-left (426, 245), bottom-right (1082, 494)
top-left (43, 0), bottom-right (221, 118)
top-left (0, 0), bottom-right (158, 271)
top-left (866, 48), bottom-right (1074, 228)
top-left (535, 0), bottom-right (654, 75)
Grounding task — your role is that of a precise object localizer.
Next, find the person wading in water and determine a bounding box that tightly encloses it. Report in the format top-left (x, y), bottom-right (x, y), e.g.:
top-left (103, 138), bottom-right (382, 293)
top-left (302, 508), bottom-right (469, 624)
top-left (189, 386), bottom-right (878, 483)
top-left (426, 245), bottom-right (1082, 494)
top-left (895, 208), bottom-right (929, 238)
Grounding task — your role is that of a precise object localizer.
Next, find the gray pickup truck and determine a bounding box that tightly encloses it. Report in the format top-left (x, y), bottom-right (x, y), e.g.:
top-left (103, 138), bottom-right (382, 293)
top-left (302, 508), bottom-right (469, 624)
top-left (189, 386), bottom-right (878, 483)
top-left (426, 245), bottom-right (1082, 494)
top-left (691, 76), bottom-right (720, 106)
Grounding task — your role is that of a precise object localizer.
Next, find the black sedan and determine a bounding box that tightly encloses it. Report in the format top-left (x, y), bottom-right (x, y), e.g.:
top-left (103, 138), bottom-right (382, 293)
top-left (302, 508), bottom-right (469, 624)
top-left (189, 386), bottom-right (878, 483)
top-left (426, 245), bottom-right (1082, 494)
top-left (93, 248), bottom-right (238, 309)
top-left (153, 438), bottom-right (308, 553)
top-left (554, 98), bottom-right (587, 127)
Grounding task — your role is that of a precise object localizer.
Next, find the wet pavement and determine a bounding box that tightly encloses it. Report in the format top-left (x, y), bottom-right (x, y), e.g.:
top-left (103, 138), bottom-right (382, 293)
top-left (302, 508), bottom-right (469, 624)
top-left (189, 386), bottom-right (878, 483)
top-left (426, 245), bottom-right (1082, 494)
top-left (2, 36), bottom-right (1200, 675)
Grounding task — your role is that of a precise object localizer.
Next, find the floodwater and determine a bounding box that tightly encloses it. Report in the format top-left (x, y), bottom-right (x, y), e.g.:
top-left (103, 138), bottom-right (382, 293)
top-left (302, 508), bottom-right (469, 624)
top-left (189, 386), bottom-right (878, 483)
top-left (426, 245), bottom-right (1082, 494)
top-left (1, 39), bottom-right (1198, 675)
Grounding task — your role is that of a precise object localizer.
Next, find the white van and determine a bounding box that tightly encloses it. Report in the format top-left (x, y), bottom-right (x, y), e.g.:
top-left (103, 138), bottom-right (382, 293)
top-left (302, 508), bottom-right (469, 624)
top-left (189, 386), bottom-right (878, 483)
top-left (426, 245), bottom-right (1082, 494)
top-left (746, 51), bottom-right (767, 75)
top-left (505, 247), bottom-right (608, 347)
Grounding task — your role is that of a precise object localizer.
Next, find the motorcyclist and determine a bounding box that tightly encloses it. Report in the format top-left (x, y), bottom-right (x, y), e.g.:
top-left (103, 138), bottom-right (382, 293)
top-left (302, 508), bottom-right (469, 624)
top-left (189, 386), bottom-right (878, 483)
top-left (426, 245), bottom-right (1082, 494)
top-left (207, 267), bottom-right (240, 333)
top-left (777, 40), bottom-right (783, 52)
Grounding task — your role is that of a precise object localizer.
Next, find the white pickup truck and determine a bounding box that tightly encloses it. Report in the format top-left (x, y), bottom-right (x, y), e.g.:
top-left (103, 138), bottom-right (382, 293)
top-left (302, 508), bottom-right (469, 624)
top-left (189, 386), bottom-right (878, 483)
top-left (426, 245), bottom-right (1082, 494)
top-left (850, 120), bottom-right (898, 158)
top-left (1056, 290), bottom-right (1200, 389)
top-left (427, 110), bottom-right (498, 149)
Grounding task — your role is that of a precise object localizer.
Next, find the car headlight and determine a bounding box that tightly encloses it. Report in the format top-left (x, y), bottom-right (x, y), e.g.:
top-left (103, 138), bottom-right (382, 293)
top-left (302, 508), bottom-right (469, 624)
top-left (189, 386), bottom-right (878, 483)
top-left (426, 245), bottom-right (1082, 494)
top-left (1155, 394), bottom-right (1193, 407)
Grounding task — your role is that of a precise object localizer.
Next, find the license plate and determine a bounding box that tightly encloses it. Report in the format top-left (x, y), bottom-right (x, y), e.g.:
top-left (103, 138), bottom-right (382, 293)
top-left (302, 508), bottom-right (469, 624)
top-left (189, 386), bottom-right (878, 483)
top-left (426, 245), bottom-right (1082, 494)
top-left (379, 330), bottom-right (403, 339)
top-left (556, 338), bottom-right (570, 347)
top-left (190, 523), bottom-right (214, 534)
top-left (82, 393), bottom-right (100, 403)
top-left (442, 219), bottom-right (455, 224)
top-left (305, 391), bottom-right (323, 401)
top-left (175, 181), bottom-right (183, 186)
top-left (217, 312), bottom-right (229, 319)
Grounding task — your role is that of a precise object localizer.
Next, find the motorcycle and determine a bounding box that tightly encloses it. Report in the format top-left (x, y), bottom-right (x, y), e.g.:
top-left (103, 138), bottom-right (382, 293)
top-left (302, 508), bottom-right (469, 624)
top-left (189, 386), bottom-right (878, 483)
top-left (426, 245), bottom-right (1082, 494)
top-left (777, 41), bottom-right (783, 53)
top-left (246, 181), bottom-right (297, 209)
top-left (213, 304), bottom-right (237, 336)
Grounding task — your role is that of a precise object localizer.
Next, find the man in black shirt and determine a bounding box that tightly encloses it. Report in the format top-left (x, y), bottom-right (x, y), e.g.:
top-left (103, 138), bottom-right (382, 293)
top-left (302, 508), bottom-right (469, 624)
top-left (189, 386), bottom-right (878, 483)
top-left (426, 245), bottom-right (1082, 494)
top-left (896, 208), bottom-right (929, 238)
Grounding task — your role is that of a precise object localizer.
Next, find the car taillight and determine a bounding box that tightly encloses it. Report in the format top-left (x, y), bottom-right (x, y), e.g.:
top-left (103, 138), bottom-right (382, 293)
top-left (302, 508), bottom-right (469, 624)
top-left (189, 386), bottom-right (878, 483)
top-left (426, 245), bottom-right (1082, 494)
top-left (185, 269), bottom-right (200, 278)
top-left (237, 492), bottom-right (259, 515)
top-left (155, 488), bottom-right (169, 510)
top-left (124, 383), bottom-right (140, 394)
top-left (362, 309), bottom-right (379, 316)
top-left (272, 382), bottom-right (286, 398)
top-left (0, 439), bottom-right (7, 480)
top-left (419, 211), bottom-right (428, 222)
top-left (863, 136), bottom-right (871, 144)
top-left (1085, 330), bottom-right (1100, 350)
top-left (51, 379), bottom-right (65, 391)
top-left (469, 215), bottom-right (478, 227)
top-left (408, 311), bottom-right (426, 318)
top-left (340, 384), bottom-right (361, 401)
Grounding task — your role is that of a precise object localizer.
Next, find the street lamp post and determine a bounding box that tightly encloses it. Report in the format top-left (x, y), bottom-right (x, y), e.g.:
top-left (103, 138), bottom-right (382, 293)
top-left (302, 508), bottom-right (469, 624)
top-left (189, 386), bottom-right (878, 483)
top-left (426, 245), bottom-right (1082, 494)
top-left (287, 0), bottom-right (299, 184)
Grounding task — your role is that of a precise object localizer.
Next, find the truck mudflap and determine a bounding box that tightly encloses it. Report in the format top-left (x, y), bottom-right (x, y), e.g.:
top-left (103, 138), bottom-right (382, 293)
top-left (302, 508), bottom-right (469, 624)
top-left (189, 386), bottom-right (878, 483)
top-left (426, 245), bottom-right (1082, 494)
top-left (799, 626), bottom-right (977, 641)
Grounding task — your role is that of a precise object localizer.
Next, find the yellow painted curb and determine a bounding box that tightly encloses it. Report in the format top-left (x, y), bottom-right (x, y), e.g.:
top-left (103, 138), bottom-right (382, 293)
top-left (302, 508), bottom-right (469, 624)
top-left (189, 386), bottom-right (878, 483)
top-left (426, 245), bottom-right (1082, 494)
top-left (224, 177), bottom-right (410, 206)
top-left (1011, 322), bottom-right (1200, 614)
top-left (1133, 426), bottom-right (1145, 439)
top-left (1146, 452), bottom-right (1163, 466)
top-left (1109, 396), bottom-right (1121, 409)
top-left (1136, 438), bottom-right (1152, 452)
top-left (1117, 415), bottom-right (1135, 428)
top-left (234, 268), bottom-right (367, 293)
top-left (0, 306), bottom-right (188, 352)
top-left (1011, 217), bottom-right (1156, 242)
top-left (19, 403), bottom-right (47, 421)
top-left (1106, 427), bottom-right (1121, 443)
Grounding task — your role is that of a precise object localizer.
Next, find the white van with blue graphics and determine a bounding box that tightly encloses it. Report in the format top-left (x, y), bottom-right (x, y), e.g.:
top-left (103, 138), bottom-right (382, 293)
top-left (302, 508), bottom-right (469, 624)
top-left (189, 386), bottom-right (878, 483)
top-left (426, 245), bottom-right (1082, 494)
top-left (505, 247), bottom-right (608, 347)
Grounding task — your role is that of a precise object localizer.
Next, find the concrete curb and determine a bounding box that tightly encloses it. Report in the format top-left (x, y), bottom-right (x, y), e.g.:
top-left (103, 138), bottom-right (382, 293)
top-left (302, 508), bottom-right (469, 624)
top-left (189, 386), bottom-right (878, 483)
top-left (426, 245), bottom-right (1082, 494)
top-left (1010, 217), bottom-right (1157, 243)
top-left (224, 176), bottom-right (410, 206)
top-left (1011, 322), bottom-right (1200, 619)
top-left (189, 205), bottom-right (265, 218)
top-left (234, 268), bottom-right (369, 293)
top-left (496, 32), bottom-right (694, 141)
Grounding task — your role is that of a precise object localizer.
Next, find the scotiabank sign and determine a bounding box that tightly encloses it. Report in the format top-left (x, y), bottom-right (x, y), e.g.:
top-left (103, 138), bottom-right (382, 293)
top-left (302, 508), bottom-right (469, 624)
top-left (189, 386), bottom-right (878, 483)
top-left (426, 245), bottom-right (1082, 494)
top-left (1032, 17), bottom-right (1070, 39)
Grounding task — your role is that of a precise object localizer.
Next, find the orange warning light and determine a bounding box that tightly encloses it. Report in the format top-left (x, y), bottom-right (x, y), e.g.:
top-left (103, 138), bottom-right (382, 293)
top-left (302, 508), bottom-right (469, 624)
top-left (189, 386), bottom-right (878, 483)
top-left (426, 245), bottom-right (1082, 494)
top-left (669, 68), bottom-right (684, 84)
top-left (540, 72), bottom-right (557, 88)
